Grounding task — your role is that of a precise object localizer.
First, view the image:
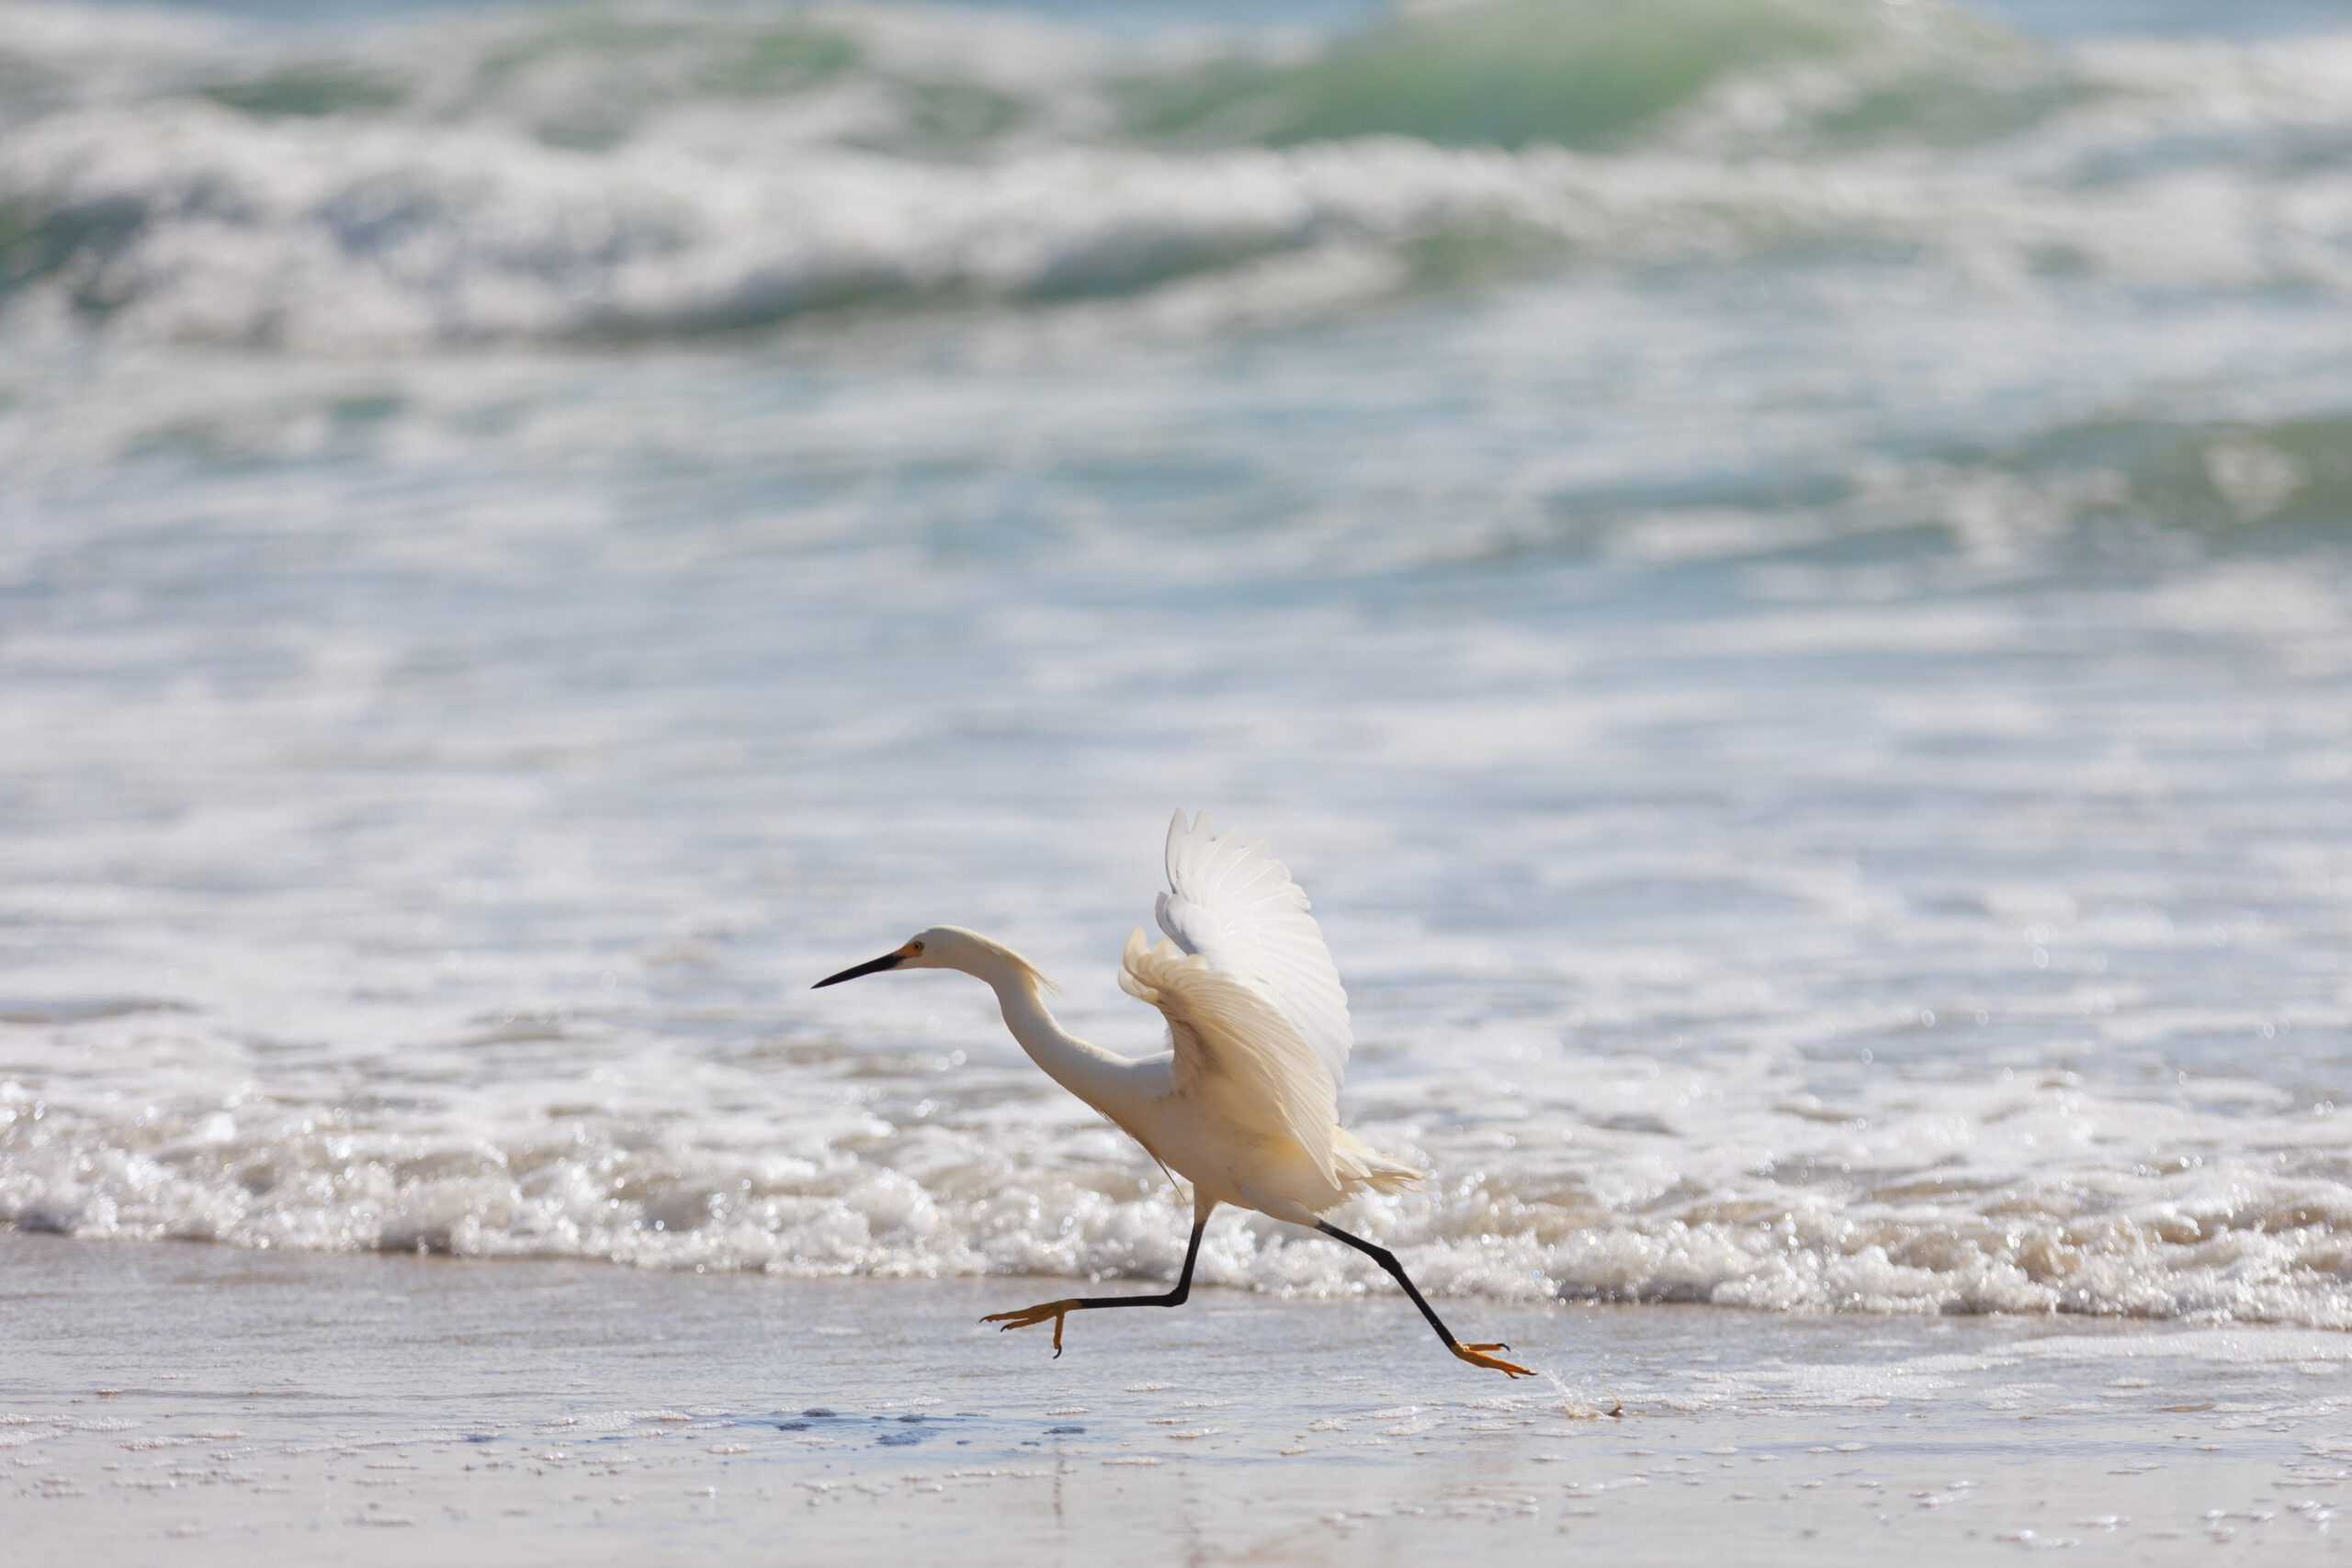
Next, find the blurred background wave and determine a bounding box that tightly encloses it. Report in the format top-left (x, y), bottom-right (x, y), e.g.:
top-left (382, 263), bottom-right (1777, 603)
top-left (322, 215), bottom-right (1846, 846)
top-left (2, 0), bottom-right (2349, 1324)
top-left (7, 0), bottom-right (2352, 347)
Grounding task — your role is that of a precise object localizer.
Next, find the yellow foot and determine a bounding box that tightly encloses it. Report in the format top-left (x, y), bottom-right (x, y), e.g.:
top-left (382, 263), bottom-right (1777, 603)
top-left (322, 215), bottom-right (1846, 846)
top-left (981, 1299), bottom-right (1082, 1357)
top-left (1451, 1341), bottom-right (1533, 1378)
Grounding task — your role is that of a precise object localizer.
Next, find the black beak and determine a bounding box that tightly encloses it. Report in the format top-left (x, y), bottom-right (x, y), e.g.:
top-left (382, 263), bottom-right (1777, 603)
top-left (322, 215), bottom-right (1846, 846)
top-left (813, 950), bottom-right (908, 989)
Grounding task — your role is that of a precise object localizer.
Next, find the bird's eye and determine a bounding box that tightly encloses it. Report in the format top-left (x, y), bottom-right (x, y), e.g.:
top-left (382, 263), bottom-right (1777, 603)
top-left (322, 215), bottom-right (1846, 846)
top-left (906, 941), bottom-right (924, 955)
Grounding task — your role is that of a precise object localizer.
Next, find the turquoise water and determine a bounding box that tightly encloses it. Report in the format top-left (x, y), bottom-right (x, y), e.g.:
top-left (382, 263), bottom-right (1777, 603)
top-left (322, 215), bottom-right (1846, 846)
top-left (2, 0), bottom-right (2348, 1324)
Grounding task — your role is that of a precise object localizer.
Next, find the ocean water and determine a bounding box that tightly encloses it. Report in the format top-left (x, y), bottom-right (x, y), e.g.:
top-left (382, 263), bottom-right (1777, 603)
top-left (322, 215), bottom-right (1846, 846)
top-left (3, 0), bottom-right (2349, 1329)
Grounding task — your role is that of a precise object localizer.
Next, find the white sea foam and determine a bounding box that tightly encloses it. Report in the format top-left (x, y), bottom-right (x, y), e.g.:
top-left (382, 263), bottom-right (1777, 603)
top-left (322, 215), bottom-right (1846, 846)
top-left (4, 1007), bottom-right (2348, 1325)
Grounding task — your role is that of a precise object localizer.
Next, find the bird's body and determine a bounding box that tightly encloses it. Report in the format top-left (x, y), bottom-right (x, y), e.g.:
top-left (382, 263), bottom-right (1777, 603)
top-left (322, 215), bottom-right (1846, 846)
top-left (815, 811), bottom-right (1529, 1378)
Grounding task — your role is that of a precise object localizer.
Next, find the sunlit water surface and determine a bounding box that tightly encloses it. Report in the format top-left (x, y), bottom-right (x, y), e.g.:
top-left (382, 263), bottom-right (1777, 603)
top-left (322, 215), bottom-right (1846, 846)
top-left (2, 0), bottom-right (2349, 1328)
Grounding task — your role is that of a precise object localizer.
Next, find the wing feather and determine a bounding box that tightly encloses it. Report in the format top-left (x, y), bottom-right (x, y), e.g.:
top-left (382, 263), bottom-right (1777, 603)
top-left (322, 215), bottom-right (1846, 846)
top-left (1153, 810), bottom-right (1353, 1090)
top-left (1120, 928), bottom-right (1337, 1185)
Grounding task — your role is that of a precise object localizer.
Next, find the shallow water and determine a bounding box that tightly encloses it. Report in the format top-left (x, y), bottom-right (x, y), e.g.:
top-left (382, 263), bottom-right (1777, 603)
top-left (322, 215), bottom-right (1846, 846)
top-left (2, 0), bottom-right (2349, 1326)
top-left (5, 1234), bottom-right (2348, 1563)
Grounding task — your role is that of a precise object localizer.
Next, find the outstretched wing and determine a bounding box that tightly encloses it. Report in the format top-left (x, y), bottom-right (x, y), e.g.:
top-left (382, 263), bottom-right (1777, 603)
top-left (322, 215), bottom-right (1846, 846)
top-left (1153, 809), bottom-right (1353, 1091)
top-left (1119, 929), bottom-right (1337, 1185)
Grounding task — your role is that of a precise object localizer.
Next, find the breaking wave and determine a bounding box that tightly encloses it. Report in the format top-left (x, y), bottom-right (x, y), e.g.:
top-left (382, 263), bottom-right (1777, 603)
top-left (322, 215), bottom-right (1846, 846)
top-left (4, 1014), bottom-right (2347, 1327)
top-left (3, 0), bottom-right (2349, 346)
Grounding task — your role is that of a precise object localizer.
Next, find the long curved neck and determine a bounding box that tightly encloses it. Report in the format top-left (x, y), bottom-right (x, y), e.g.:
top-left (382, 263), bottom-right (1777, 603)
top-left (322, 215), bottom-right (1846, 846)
top-left (959, 953), bottom-right (1138, 1117)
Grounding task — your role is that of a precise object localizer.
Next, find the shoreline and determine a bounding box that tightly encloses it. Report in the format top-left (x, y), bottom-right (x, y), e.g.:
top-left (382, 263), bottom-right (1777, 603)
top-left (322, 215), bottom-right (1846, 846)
top-left (4, 1232), bottom-right (2346, 1563)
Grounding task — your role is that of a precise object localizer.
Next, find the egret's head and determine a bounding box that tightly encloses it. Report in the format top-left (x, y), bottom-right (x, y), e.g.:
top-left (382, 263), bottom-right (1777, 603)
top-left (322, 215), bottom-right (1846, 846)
top-left (812, 925), bottom-right (1057, 991)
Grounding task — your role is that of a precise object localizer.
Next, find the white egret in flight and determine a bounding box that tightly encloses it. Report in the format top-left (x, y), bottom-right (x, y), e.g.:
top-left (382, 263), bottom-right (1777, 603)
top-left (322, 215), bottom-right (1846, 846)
top-left (815, 810), bottom-right (1531, 1378)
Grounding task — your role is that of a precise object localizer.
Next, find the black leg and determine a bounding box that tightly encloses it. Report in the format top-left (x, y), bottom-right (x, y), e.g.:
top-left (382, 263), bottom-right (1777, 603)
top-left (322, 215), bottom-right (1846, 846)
top-left (1316, 1220), bottom-right (1532, 1378)
top-left (982, 1211), bottom-right (1211, 1355)
top-left (1066, 1211), bottom-right (1207, 1312)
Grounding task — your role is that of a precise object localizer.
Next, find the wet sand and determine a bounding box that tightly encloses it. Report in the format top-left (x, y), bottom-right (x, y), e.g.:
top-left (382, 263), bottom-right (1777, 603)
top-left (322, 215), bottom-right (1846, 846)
top-left (2, 1232), bottom-right (2345, 1563)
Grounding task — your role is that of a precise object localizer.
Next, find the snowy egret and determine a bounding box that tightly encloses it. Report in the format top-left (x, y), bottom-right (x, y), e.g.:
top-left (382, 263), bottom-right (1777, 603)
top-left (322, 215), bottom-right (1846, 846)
top-left (814, 810), bottom-right (1531, 1378)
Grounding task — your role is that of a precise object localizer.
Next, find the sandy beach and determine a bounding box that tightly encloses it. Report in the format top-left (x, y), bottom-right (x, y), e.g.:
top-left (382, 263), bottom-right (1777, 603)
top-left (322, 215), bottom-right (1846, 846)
top-left (4, 1233), bottom-right (2344, 1564)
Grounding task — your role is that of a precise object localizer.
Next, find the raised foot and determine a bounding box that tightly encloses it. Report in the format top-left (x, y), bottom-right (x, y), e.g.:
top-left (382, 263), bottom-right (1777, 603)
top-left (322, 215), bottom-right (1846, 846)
top-left (981, 1299), bottom-right (1082, 1356)
top-left (1451, 1341), bottom-right (1533, 1378)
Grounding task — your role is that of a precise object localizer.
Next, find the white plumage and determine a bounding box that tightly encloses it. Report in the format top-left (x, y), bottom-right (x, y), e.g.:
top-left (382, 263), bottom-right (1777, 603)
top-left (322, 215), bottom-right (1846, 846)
top-left (1154, 809), bottom-right (1354, 1091)
top-left (813, 810), bottom-right (1531, 1378)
